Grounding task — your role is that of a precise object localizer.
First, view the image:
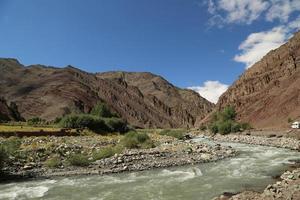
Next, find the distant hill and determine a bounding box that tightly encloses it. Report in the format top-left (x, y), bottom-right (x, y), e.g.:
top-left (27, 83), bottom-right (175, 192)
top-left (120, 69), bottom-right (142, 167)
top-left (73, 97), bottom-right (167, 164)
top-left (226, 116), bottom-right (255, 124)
top-left (201, 31), bottom-right (300, 129)
top-left (0, 58), bottom-right (214, 128)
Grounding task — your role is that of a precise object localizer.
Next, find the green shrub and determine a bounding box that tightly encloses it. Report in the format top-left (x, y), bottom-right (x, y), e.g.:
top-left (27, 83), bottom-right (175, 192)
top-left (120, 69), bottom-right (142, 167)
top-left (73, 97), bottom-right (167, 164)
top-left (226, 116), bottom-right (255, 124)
top-left (67, 153), bottom-right (90, 167)
top-left (45, 156), bottom-right (61, 168)
top-left (0, 137), bottom-right (21, 170)
top-left (27, 117), bottom-right (45, 125)
top-left (288, 118), bottom-right (293, 123)
top-left (92, 145), bottom-right (123, 160)
top-left (60, 114), bottom-right (108, 133)
top-left (0, 145), bottom-right (7, 170)
top-left (209, 106), bottom-right (251, 134)
top-left (199, 125), bottom-right (207, 131)
top-left (53, 117), bottom-right (62, 124)
top-left (159, 129), bottom-right (185, 140)
top-left (91, 102), bottom-right (116, 118)
top-left (1, 137), bottom-right (21, 156)
top-left (209, 123), bottom-right (219, 134)
top-left (218, 121), bottom-right (232, 135)
top-left (231, 123), bottom-right (241, 133)
top-left (241, 122), bottom-right (251, 130)
top-left (121, 131), bottom-right (154, 149)
top-left (104, 118), bottom-right (128, 133)
top-left (221, 106), bottom-right (236, 121)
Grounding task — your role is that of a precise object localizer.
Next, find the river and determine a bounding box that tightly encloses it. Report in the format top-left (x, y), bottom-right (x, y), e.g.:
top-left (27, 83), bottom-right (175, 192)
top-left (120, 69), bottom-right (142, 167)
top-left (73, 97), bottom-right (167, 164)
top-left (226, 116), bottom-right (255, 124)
top-left (0, 137), bottom-right (300, 200)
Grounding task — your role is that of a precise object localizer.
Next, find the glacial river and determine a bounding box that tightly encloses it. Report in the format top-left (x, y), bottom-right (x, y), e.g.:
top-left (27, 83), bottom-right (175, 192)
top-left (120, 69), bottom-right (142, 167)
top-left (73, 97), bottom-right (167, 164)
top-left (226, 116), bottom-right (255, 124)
top-left (0, 137), bottom-right (300, 200)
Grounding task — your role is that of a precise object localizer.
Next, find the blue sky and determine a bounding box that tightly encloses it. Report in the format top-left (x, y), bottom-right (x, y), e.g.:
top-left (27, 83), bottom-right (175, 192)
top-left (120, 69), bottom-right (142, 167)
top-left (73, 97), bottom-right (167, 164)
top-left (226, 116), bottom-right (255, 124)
top-left (0, 0), bottom-right (299, 103)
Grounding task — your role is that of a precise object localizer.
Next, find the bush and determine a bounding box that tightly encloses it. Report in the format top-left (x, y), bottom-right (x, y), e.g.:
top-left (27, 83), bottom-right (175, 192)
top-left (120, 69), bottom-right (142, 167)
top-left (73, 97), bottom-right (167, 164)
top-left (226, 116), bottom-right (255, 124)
top-left (121, 131), bottom-right (154, 149)
top-left (209, 123), bottom-right (219, 134)
top-left (67, 153), bottom-right (90, 167)
top-left (0, 145), bottom-right (7, 170)
top-left (91, 102), bottom-right (116, 118)
top-left (231, 123), bottom-right (241, 133)
top-left (104, 118), bottom-right (128, 133)
top-left (159, 129), bottom-right (185, 140)
top-left (241, 122), bottom-right (251, 130)
top-left (92, 145), bottom-right (123, 160)
top-left (199, 125), bottom-right (207, 131)
top-left (60, 114), bottom-right (108, 133)
top-left (220, 106), bottom-right (236, 121)
top-left (208, 106), bottom-right (251, 135)
top-left (45, 156), bottom-right (61, 168)
top-left (27, 117), bottom-right (45, 126)
top-left (1, 137), bottom-right (21, 156)
top-left (0, 137), bottom-right (21, 170)
top-left (218, 121), bottom-right (232, 135)
top-left (53, 117), bottom-right (62, 124)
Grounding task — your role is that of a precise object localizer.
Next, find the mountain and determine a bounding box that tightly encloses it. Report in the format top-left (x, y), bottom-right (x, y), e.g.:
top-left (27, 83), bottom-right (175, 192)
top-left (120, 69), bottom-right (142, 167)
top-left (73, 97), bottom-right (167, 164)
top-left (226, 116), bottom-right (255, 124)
top-left (0, 58), bottom-right (214, 128)
top-left (205, 31), bottom-right (300, 129)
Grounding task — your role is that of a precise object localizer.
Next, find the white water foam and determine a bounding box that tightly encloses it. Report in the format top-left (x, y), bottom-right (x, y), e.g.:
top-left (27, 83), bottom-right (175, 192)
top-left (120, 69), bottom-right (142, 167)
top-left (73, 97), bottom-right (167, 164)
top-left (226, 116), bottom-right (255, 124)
top-left (0, 186), bottom-right (49, 200)
top-left (158, 167), bottom-right (203, 182)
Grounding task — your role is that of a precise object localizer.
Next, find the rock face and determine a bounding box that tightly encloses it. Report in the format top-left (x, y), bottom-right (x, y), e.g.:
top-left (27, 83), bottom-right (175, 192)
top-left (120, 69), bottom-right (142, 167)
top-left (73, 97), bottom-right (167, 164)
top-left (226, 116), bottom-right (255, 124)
top-left (0, 58), bottom-right (214, 128)
top-left (0, 97), bottom-right (23, 122)
top-left (210, 31), bottom-right (300, 129)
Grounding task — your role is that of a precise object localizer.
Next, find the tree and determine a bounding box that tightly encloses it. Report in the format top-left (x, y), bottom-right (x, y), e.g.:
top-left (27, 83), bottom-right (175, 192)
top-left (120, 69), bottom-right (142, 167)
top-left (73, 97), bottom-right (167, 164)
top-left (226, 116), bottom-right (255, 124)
top-left (221, 106), bottom-right (236, 121)
top-left (90, 102), bottom-right (115, 118)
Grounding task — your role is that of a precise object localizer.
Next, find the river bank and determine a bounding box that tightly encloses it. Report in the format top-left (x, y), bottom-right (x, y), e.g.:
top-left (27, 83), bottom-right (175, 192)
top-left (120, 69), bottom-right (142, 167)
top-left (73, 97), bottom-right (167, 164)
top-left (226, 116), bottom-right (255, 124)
top-left (1, 135), bottom-right (299, 200)
top-left (0, 135), bottom-right (236, 180)
top-left (215, 168), bottom-right (300, 200)
top-left (212, 133), bottom-right (300, 151)
top-left (212, 133), bottom-right (300, 200)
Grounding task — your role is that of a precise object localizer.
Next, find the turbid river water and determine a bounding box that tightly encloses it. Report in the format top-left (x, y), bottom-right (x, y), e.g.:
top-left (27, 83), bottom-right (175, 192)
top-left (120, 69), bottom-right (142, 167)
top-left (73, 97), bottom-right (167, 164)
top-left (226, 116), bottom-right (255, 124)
top-left (0, 137), bottom-right (300, 200)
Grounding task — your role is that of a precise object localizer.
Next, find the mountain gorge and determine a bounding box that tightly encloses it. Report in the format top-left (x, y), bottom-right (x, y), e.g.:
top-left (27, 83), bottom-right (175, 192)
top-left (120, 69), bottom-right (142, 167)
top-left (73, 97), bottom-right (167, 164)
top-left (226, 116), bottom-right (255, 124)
top-left (212, 31), bottom-right (300, 129)
top-left (0, 58), bottom-right (214, 128)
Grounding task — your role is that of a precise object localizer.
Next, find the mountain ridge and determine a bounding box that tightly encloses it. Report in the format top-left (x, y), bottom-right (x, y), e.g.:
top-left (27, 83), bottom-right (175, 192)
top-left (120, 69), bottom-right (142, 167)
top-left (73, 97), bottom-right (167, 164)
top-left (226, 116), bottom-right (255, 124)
top-left (0, 58), bottom-right (214, 128)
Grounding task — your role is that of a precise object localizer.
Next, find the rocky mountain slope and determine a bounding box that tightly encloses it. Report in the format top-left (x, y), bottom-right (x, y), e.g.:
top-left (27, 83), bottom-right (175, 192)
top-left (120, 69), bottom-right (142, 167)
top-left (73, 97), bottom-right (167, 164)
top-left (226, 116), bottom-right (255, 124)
top-left (206, 31), bottom-right (300, 129)
top-left (0, 58), bottom-right (214, 128)
top-left (0, 97), bottom-right (22, 122)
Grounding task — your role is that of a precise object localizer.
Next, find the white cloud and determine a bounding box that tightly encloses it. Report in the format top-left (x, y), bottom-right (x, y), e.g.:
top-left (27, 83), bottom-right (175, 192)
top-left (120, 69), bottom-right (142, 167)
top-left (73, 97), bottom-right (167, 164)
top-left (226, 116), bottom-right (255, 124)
top-left (207, 0), bottom-right (300, 26)
top-left (188, 81), bottom-right (229, 103)
top-left (266, 0), bottom-right (300, 22)
top-left (207, 0), bottom-right (270, 25)
top-left (234, 18), bottom-right (300, 68)
top-left (205, 1), bottom-right (300, 68)
top-left (234, 27), bottom-right (288, 68)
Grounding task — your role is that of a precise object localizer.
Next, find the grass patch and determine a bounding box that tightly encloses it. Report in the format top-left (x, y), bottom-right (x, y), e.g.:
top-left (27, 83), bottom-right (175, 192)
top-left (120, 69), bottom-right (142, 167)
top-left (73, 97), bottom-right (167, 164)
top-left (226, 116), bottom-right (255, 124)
top-left (0, 145), bottom-right (7, 170)
top-left (121, 131), bottom-right (154, 149)
top-left (0, 125), bottom-right (61, 132)
top-left (103, 118), bottom-right (128, 133)
top-left (44, 156), bottom-right (61, 168)
top-left (159, 129), bottom-right (185, 140)
top-left (0, 137), bottom-right (22, 170)
top-left (92, 145), bottom-right (123, 160)
top-left (1, 137), bottom-right (22, 156)
top-left (67, 153), bottom-right (90, 167)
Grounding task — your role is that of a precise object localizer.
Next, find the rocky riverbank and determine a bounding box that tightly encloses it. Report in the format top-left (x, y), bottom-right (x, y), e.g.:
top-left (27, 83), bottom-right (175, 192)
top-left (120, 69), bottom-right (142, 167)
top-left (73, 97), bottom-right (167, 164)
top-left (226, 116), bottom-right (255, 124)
top-left (212, 134), bottom-right (300, 151)
top-left (0, 135), bottom-right (236, 180)
top-left (212, 133), bottom-right (300, 200)
top-left (215, 168), bottom-right (300, 200)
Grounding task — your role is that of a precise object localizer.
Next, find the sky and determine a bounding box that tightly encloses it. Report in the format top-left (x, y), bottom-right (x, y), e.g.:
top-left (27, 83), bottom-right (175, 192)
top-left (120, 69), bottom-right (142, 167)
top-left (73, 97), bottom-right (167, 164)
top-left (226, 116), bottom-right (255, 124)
top-left (0, 0), bottom-right (299, 103)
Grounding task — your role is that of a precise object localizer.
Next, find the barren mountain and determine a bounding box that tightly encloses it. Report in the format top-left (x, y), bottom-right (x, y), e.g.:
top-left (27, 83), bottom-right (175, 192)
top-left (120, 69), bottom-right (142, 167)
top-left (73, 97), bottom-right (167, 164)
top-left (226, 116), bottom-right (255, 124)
top-left (200, 31), bottom-right (300, 129)
top-left (0, 58), bottom-right (214, 128)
